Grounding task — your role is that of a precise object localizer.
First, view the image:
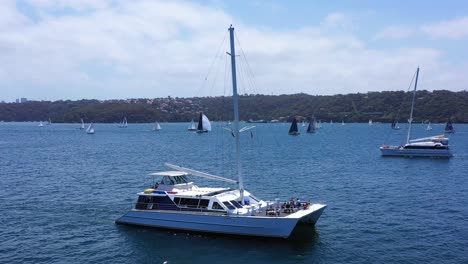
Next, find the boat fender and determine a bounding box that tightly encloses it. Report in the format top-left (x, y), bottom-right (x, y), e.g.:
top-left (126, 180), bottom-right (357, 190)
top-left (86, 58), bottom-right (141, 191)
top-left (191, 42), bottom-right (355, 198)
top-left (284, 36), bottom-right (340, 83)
top-left (144, 189), bottom-right (154, 194)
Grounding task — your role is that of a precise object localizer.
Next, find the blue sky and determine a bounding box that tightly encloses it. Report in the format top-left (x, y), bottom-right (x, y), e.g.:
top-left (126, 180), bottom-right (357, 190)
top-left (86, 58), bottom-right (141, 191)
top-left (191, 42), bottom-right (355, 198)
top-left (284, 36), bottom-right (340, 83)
top-left (1, 0), bottom-right (467, 101)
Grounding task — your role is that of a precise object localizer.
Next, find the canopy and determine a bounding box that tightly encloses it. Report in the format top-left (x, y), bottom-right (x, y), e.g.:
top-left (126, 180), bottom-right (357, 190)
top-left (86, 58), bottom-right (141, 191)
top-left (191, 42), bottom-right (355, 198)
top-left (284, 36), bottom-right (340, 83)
top-left (148, 171), bottom-right (188, 177)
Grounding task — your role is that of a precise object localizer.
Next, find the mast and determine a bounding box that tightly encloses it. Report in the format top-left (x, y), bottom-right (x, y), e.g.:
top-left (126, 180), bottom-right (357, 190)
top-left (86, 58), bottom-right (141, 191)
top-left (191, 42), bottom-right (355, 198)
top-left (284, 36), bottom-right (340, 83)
top-left (228, 25), bottom-right (244, 204)
top-left (406, 67), bottom-right (419, 144)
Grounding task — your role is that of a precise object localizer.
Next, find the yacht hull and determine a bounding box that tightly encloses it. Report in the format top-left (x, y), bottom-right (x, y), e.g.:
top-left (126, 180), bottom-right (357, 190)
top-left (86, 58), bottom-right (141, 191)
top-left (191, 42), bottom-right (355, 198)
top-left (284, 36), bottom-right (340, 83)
top-left (380, 147), bottom-right (452, 157)
top-left (116, 205), bottom-right (326, 238)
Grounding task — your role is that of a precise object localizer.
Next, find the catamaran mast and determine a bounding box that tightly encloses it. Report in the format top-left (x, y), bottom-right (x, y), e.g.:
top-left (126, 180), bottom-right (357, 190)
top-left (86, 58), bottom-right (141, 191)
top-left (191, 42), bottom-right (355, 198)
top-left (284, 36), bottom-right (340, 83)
top-left (406, 67), bottom-right (419, 144)
top-left (228, 25), bottom-right (244, 204)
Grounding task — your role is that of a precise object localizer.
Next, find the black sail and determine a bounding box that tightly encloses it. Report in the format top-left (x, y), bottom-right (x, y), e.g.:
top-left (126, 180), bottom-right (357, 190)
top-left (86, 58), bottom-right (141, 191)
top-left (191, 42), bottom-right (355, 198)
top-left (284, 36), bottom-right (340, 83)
top-left (197, 113), bottom-right (204, 131)
top-left (289, 118), bottom-right (298, 133)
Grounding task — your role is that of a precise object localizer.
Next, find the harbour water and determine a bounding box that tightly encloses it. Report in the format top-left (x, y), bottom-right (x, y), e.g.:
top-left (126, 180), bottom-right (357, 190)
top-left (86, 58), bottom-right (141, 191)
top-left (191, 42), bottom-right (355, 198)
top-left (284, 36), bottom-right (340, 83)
top-left (1, 122), bottom-right (467, 263)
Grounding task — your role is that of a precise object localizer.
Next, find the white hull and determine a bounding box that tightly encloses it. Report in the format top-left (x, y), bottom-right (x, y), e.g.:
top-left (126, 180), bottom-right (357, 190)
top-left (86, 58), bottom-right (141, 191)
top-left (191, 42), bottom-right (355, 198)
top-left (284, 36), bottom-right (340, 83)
top-left (380, 146), bottom-right (452, 157)
top-left (116, 204), bottom-right (326, 238)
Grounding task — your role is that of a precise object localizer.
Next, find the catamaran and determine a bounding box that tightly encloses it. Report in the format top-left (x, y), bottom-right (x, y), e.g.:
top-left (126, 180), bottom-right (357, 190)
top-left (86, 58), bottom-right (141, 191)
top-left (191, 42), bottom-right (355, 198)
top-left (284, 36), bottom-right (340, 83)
top-left (196, 113), bottom-right (211, 133)
top-left (116, 26), bottom-right (326, 238)
top-left (288, 118), bottom-right (300, 136)
top-left (188, 119), bottom-right (197, 131)
top-left (380, 67), bottom-right (452, 158)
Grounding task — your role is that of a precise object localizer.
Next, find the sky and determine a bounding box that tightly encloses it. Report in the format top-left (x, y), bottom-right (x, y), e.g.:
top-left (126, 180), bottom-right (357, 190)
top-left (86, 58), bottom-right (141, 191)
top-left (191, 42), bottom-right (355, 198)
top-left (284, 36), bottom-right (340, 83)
top-left (1, 0), bottom-right (468, 101)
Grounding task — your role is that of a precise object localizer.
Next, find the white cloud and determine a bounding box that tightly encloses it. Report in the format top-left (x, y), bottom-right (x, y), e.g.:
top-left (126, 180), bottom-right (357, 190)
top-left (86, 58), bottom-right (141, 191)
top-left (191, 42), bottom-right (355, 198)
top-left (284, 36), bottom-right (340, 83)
top-left (375, 26), bottom-right (416, 39)
top-left (422, 16), bottom-right (468, 39)
top-left (0, 1), bottom-right (466, 101)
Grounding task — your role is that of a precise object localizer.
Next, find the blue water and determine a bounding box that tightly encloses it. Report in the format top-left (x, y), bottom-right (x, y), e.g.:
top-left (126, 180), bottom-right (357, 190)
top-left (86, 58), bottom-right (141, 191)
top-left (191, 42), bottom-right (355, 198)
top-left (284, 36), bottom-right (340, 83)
top-left (1, 122), bottom-right (467, 263)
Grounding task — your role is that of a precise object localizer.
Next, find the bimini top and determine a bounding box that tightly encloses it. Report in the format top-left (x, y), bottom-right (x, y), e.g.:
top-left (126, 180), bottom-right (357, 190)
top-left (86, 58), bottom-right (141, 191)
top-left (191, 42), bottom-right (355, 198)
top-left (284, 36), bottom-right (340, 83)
top-left (148, 171), bottom-right (189, 177)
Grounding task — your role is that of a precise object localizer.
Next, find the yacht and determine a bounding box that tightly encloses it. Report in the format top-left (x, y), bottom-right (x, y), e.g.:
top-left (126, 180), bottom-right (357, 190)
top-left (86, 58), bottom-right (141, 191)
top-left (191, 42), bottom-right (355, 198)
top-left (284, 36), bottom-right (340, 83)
top-left (380, 67), bottom-right (452, 158)
top-left (116, 25), bottom-right (326, 238)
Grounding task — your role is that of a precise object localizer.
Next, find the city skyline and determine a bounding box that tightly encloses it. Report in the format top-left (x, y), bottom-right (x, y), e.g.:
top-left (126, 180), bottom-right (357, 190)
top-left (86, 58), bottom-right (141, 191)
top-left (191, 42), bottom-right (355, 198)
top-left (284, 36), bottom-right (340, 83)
top-left (1, 0), bottom-right (467, 101)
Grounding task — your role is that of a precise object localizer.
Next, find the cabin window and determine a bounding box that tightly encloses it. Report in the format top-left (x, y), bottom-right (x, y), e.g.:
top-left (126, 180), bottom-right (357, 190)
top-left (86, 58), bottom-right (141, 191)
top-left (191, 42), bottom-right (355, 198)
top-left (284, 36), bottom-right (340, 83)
top-left (211, 202), bottom-right (224, 210)
top-left (174, 198), bottom-right (209, 208)
top-left (199, 199), bottom-right (209, 208)
top-left (136, 196), bottom-right (151, 209)
top-left (223, 201), bottom-right (236, 210)
top-left (230, 200), bottom-right (243, 208)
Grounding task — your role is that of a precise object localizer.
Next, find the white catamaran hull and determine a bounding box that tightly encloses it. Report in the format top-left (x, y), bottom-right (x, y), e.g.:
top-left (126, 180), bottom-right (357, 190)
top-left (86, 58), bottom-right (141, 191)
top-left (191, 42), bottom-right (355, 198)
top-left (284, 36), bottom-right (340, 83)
top-left (116, 204), bottom-right (326, 238)
top-left (380, 147), bottom-right (452, 157)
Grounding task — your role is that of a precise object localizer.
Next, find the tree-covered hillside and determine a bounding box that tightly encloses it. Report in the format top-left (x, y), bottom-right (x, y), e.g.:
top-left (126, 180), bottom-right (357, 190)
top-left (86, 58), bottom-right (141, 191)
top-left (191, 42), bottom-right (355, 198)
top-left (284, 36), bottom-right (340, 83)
top-left (1, 90), bottom-right (467, 123)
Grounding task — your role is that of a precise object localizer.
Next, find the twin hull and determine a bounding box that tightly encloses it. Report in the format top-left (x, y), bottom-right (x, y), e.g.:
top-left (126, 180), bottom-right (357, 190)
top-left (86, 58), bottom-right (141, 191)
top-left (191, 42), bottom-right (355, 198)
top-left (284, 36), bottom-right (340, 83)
top-left (116, 205), bottom-right (326, 238)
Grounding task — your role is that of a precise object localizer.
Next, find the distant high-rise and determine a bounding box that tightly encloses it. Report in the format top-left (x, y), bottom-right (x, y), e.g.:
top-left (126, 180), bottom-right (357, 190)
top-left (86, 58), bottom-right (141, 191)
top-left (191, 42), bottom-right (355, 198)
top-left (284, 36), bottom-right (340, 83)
top-left (15, 99), bottom-right (19, 103)
top-left (20, 98), bottom-right (27, 103)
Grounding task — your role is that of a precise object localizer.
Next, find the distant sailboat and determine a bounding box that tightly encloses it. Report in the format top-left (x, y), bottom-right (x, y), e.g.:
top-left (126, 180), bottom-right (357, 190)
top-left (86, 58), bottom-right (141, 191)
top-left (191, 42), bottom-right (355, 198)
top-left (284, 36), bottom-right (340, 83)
top-left (426, 122), bottom-right (433, 131)
top-left (86, 123), bottom-right (95, 134)
top-left (368, 119), bottom-right (373, 126)
top-left (188, 119), bottom-right (197, 131)
top-left (444, 118), bottom-right (455, 133)
top-left (196, 113), bottom-right (211, 133)
top-left (39, 121), bottom-right (44, 127)
top-left (306, 119), bottom-right (316, 133)
top-left (289, 118), bottom-right (300, 135)
top-left (47, 118), bottom-right (52, 126)
top-left (153, 121), bottom-right (161, 131)
top-left (80, 118), bottom-right (85, 130)
top-left (380, 67), bottom-right (452, 157)
top-left (391, 119), bottom-right (400, 130)
top-left (330, 120), bottom-right (333, 124)
top-left (301, 120), bottom-right (306, 127)
top-left (341, 120), bottom-right (345, 126)
top-left (118, 117), bottom-right (128, 128)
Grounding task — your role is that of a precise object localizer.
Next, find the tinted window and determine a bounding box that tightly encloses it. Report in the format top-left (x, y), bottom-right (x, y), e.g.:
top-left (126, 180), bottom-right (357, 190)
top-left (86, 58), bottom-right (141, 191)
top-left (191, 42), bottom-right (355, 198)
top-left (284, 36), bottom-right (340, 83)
top-left (230, 200), bottom-right (243, 208)
top-left (223, 201), bottom-right (235, 210)
top-left (199, 199), bottom-right (209, 208)
top-left (212, 202), bottom-right (224, 210)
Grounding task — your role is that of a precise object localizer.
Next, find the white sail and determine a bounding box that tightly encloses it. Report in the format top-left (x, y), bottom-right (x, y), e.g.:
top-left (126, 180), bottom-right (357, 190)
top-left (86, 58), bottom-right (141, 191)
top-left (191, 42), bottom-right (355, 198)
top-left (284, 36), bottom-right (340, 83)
top-left (426, 122), bottom-right (432, 131)
top-left (202, 114), bottom-right (212, 131)
top-left (86, 123), bottom-right (95, 134)
top-left (154, 121), bottom-right (161, 131)
top-left (39, 121), bottom-right (44, 127)
top-left (80, 118), bottom-right (85, 129)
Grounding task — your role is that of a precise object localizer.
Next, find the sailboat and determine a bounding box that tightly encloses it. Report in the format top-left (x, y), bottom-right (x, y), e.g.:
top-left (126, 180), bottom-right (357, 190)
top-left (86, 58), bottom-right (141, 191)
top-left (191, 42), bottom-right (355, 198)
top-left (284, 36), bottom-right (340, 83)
top-left (380, 67), bottom-right (452, 157)
top-left (187, 119), bottom-right (197, 131)
top-left (80, 118), bottom-right (85, 130)
top-left (153, 121), bottom-right (161, 131)
top-left (38, 121), bottom-right (44, 127)
top-left (288, 118), bottom-right (300, 135)
top-left (306, 118), bottom-right (316, 133)
top-left (426, 122), bottom-right (433, 131)
top-left (444, 118), bottom-right (455, 133)
top-left (118, 117), bottom-right (128, 128)
top-left (196, 113), bottom-right (211, 133)
top-left (368, 119), bottom-right (373, 126)
top-left (46, 118), bottom-right (52, 126)
top-left (391, 119), bottom-right (400, 130)
top-left (341, 120), bottom-right (345, 126)
top-left (116, 25), bottom-right (326, 238)
top-left (86, 123), bottom-right (95, 134)
top-left (301, 120), bottom-right (306, 127)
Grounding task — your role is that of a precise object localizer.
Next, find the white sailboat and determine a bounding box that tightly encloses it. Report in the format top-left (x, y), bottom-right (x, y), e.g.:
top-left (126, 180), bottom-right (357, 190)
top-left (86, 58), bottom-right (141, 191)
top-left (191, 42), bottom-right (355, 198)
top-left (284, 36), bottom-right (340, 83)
top-left (368, 119), bottom-right (373, 126)
top-left (38, 121), bottom-right (44, 127)
top-left (118, 117), bottom-right (128, 128)
top-left (196, 113), bottom-right (212, 133)
top-left (301, 120), bottom-right (306, 127)
top-left (380, 67), bottom-right (452, 157)
top-left (86, 123), bottom-right (95, 134)
top-left (341, 120), bottom-right (345, 126)
top-left (187, 119), bottom-right (197, 131)
top-left (80, 118), bottom-right (85, 130)
top-left (153, 121), bottom-right (161, 131)
top-left (116, 25), bottom-right (326, 238)
top-left (426, 122), bottom-right (432, 131)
